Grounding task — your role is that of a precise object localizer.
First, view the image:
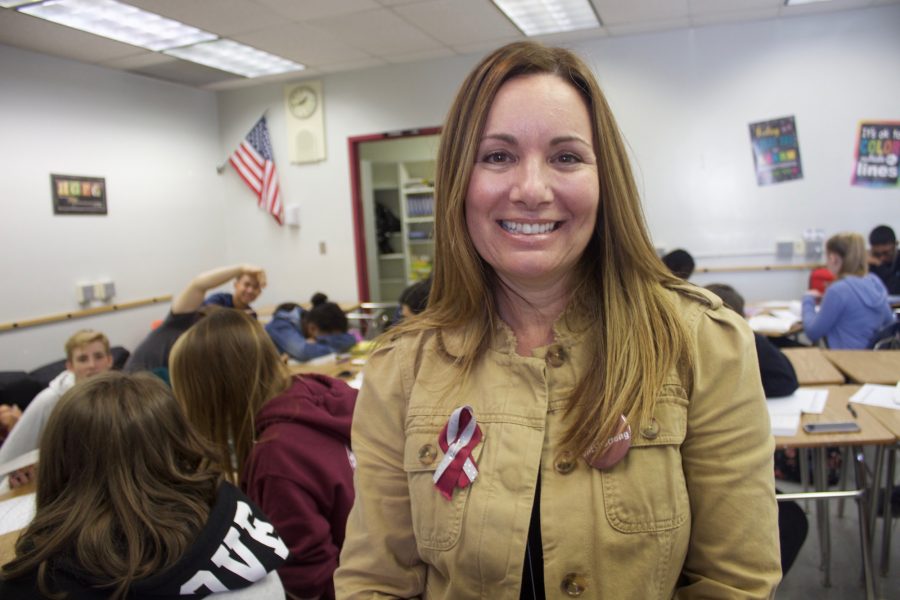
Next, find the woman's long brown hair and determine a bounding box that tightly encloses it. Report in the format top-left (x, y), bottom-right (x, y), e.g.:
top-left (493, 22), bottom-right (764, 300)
top-left (388, 41), bottom-right (706, 455)
top-left (169, 309), bottom-right (291, 480)
top-left (1, 372), bottom-right (222, 599)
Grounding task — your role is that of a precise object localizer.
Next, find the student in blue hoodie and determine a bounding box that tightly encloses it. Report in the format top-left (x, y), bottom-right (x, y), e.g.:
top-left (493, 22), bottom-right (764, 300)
top-left (265, 293), bottom-right (357, 362)
top-left (802, 232), bottom-right (894, 349)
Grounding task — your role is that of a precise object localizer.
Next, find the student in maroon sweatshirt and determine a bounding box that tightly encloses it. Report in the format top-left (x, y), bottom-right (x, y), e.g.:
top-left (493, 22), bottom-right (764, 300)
top-left (170, 310), bottom-right (357, 600)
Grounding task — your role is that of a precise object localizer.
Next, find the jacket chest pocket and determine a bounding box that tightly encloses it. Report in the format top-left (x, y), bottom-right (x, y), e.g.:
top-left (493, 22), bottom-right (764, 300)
top-left (403, 427), bottom-right (482, 552)
top-left (601, 399), bottom-right (689, 533)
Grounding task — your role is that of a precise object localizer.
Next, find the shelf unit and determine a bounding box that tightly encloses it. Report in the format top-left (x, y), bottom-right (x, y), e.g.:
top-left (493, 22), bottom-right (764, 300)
top-left (362, 158), bottom-right (436, 302)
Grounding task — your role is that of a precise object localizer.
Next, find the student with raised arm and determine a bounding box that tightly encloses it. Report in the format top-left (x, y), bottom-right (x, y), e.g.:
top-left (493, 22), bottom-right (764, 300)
top-left (124, 264), bottom-right (266, 376)
top-left (202, 266), bottom-right (266, 319)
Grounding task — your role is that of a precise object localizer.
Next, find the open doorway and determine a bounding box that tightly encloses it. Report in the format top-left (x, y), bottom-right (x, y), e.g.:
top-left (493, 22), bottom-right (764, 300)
top-left (348, 128), bottom-right (441, 303)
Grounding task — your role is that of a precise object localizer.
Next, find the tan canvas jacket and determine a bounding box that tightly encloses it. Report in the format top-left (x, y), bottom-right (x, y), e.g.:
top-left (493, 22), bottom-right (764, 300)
top-left (335, 289), bottom-right (781, 599)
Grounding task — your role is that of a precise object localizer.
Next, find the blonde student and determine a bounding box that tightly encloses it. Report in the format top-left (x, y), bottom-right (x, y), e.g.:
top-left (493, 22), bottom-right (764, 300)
top-left (0, 372), bottom-right (287, 599)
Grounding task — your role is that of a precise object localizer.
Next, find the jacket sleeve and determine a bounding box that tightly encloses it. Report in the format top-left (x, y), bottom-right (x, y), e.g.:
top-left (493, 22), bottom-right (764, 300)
top-left (754, 333), bottom-right (799, 398)
top-left (801, 287), bottom-right (844, 343)
top-left (0, 387), bottom-right (57, 465)
top-left (334, 339), bottom-right (427, 598)
top-left (676, 307), bottom-right (781, 599)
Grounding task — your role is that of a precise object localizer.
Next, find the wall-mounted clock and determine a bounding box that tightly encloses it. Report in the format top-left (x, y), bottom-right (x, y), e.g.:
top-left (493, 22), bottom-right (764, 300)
top-left (284, 81), bottom-right (326, 163)
top-left (288, 85), bottom-right (318, 120)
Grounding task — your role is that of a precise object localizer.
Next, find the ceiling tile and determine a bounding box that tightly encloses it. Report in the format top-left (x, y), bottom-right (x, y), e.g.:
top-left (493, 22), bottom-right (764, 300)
top-left (780, 0), bottom-right (874, 15)
top-left (0, 10), bottom-right (146, 64)
top-left (317, 56), bottom-right (388, 73)
top-left (384, 47), bottom-right (455, 64)
top-left (691, 7), bottom-right (779, 26)
top-left (394, 0), bottom-right (520, 46)
top-left (100, 52), bottom-right (177, 70)
top-left (127, 58), bottom-right (240, 86)
top-left (127, 0), bottom-right (285, 35)
top-left (230, 22), bottom-right (371, 67)
top-left (451, 35), bottom-right (525, 55)
top-left (688, 0), bottom-right (782, 13)
top-left (592, 0), bottom-right (690, 25)
top-left (254, 0), bottom-right (381, 21)
top-left (605, 17), bottom-right (692, 36)
top-left (309, 7), bottom-right (445, 56)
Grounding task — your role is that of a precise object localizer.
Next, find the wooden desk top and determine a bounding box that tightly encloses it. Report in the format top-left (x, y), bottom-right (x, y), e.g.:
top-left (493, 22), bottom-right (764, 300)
top-left (782, 347), bottom-right (846, 386)
top-left (823, 349), bottom-right (900, 385)
top-left (756, 322), bottom-right (804, 339)
top-left (774, 385), bottom-right (895, 448)
top-left (0, 480), bottom-right (36, 567)
top-left (857, 404), bottom-right (900, 439)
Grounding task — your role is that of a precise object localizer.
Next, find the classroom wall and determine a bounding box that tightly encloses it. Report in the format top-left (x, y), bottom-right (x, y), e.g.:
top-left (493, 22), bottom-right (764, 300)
top-left (0, 44), bottom-right (224, 369)
top-left (2, 4), bottom-right (898, 368)
top-left (217, 4), bottom-right (899, 306)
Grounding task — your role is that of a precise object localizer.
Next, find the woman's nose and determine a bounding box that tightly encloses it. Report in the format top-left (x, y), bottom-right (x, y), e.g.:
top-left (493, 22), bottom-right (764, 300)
top-left (510, 157), bottom-right (552, 206)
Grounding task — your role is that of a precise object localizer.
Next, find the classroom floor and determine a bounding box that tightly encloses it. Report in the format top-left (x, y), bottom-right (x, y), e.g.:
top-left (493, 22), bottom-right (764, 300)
top-left (776, 480), bottom-right (899, 600)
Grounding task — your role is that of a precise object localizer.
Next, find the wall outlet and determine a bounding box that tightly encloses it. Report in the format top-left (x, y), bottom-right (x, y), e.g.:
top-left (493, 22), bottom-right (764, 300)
top-left (319, 241), bottom-right (327, 255)
top-left (775, 240), bottom-right (794, 260)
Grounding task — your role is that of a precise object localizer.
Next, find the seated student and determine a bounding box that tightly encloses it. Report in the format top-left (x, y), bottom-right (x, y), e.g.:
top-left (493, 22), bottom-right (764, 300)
top-left (662, 248), bottom-right (695, 279)
top-left (0, 372), bottom-right (287, 599)
top-left (0, 330), bottom-right (113, 487)
top-left (802, 232), bottom-right (894, 349)
top-left (705, 284), bottom-right (799, 398)
top-left (868, 224), bottom-right (900, 295)
top-left (398, 278), bottom-right (431, 320)
top-left (265, 293), bottom-right (356, 362)
top-left (125, 264), bottom-right (265, 377)
top-left (203, 268), bottom-right (265, 319)
top-left (704, 283), bottom-right (808, 576)
top-left (170, 310), bottom-right (357, 600)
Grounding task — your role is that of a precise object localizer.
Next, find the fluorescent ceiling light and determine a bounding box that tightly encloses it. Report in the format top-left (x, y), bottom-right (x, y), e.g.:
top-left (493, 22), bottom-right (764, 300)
top-left (493, 0), bottom-right (600, 36)
top-left (17, 0), bottom-right (216, 51)
top-left (165, 39), bottom-right (305, 78)
top-left (784, 0), bottom-right (833, 5)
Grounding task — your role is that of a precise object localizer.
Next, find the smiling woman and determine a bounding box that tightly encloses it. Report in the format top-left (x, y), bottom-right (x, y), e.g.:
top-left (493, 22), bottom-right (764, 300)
top-left (335, 41), bottom-right (781, 599)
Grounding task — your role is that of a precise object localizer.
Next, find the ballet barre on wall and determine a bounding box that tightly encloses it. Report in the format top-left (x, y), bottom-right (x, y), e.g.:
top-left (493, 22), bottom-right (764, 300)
top-left (0, 295), bottom-right (172, 333)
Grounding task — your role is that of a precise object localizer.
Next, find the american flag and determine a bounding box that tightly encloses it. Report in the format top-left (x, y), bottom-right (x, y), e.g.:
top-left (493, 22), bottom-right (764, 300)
top-left (229, 116), bottom-right (283, 225)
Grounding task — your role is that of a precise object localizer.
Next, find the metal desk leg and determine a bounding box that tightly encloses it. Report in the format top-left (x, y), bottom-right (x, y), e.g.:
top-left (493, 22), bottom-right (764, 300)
top-left (867, 446), bottom-right (884, 543)
top-left (838, 446), bottom-right (850, 517)
top-left (880, 445), bottom-right (897, 577)
top-left (815, 446), bottom-right (831, 586)
top-left (852, 445), bottom-right (876, 600)
top-left (800, 447), bottom-right (811, 511)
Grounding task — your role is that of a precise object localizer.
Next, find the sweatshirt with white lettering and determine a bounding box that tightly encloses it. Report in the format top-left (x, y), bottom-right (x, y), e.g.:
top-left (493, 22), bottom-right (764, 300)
top-left (0, 482), bottom-right (288, 599)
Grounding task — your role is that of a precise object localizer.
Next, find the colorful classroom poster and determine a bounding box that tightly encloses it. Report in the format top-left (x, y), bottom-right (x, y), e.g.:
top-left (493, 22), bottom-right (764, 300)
top-left (748, 116), bottom-right (803, 186)
top-left (851, 121), bottom-right (900, 188)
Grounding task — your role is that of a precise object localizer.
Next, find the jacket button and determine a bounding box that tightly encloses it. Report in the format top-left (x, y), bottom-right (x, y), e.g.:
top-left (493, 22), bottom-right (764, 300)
top-left (641, 418), bottom-right (660, 440)
top-left (418, 444), bottom-right (438, 465)
top-left (546, 344), bottom-right (566, 368)
top-left (554, 451), bottom-right (577, 474)
top-left (561, 572), bottom-right (587, 596)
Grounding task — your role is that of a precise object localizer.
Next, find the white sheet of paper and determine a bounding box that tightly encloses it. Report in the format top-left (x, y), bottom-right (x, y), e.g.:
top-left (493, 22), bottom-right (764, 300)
top-left (748, 314), bottom-right (798, 334)
top-left (0, 492), bottom-right (36, 536)
top-left (850, 384), bottom-right (900, 410)
top-left (0, 448), bottom-right (39, 479)
top-left (767, 388), bottom-right (828, 415)
top-left (770, 414), bottom-right (801, 437)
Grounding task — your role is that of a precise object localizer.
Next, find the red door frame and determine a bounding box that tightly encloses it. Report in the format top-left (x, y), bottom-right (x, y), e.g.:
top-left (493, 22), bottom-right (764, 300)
top-left (347, 127), bottom-right (441, 302)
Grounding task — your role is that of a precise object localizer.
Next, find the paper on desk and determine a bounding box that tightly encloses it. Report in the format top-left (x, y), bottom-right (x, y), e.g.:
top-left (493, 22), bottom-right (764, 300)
top-left (0, 492), bottom-right (36, 536)
top-left (766, 389), bottom-right (829, 435)
top-left (850, 384), bottom-right (900, 410)
top-left (748, 314), bottom-right (800, 334)
top-left (0, 449), bottom-right (39, 479)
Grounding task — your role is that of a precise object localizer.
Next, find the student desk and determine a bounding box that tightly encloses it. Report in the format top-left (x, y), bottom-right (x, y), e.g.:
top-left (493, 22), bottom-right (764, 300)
top-left (782, 347), bottom-right (846, 386)
top-left (823, 350), bottom-right (900, 385)
top-left (855, 403), bottom-right (900, 577)
top-left (774, 385), bottom-right (894, 598)
top-left (0, 480), bottom-right (35, 566)
top-left (289, 358), bottom-right (363, 381)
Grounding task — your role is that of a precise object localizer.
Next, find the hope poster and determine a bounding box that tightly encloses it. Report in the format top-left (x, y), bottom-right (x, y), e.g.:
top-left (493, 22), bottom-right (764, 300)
top-left (852, 121), bottom-right (900, 188)
top-left (748, 116), bottom-right (803, 186)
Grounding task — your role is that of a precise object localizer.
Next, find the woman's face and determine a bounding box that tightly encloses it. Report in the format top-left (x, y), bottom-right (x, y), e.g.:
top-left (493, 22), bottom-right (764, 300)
top-left (465, 74), bottom-right (599, 291)
top-left (826, 251), bottom-right (843, 276)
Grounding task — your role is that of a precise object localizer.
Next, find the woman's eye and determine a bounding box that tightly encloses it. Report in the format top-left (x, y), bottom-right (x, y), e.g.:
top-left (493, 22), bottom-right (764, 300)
top-left (482, 151), bottom-right (512, 164)
top-left (554, 152), bottom-right (582, 164)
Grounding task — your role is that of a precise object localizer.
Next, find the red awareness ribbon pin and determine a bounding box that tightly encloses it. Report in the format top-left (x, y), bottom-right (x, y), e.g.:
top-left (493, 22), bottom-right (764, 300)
top-left (433, 405), bottom-right (482, 501)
